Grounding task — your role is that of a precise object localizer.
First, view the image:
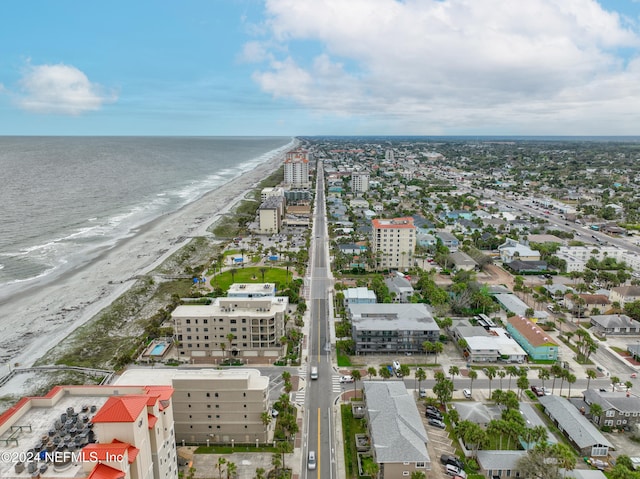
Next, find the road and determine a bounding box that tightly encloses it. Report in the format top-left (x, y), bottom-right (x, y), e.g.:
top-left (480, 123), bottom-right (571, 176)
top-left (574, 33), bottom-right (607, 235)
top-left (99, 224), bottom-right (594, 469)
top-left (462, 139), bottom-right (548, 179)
top-left (304, 160), bottom-right (336, 479)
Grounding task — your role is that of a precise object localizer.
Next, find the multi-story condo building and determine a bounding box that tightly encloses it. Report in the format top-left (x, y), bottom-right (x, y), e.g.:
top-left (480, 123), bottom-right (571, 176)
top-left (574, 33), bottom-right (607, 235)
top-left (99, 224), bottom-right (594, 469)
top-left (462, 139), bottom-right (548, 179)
top-left (350, 171), bottom-right (369, 193)
top-left (284, 150), bottom-right (310, 188)
top-left (116, 368), bottom-right (271, 444)
top-left (371, 217), bottom-right (416, 270)
top-left (260, 187), bottom-right (284, 202)
top-left (258, 195), bottom-right (285, 234)
top-left (0, 384), bottom-right (177, 479)
top-left (172, 296), bottom-right (288, 362)
top-left (348, 303), bottom-right (440, 354)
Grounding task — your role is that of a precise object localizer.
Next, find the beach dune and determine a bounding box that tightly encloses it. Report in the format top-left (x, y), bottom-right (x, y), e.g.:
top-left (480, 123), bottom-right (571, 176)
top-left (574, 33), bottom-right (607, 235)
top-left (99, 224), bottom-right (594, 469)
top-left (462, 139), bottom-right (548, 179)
top-left (0, 153), bottom-right (285, 370)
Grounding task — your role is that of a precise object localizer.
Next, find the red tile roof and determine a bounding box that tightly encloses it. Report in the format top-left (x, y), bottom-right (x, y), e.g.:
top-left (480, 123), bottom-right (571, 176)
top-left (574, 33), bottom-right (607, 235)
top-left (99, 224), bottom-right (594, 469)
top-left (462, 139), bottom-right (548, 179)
top-left (92, 396), bottom-right (149, 423)
top-left (112, 439), bottom-right (140, 463)
top-left (82, 443), bottom-right (129, 462)
top-left (371, 217), bottom-right (415, 229)
top-left (87, 463), bottom-right (126, 479)
top-left (148, 413), bottom-right (158, 429)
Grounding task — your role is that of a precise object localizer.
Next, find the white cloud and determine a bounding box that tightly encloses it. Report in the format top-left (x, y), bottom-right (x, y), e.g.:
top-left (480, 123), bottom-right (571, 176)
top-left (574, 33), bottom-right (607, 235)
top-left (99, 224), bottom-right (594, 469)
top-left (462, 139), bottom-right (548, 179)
top-left (18, 63), bottom-right (116, 115)
top-left (250, 0), bottom-right (640, 133)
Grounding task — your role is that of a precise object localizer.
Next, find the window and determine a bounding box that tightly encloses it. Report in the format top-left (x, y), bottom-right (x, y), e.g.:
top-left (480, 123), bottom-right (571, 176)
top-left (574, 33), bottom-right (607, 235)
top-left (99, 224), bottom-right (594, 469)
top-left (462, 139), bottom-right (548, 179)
top-left (606, 410), bottom-right (615, 417)
top-left (186, 319), bottom-right (191, 324)
top-left (416, 462), bottom-right (425, 468)
top-left (604, 420), bottom-right (614, 426)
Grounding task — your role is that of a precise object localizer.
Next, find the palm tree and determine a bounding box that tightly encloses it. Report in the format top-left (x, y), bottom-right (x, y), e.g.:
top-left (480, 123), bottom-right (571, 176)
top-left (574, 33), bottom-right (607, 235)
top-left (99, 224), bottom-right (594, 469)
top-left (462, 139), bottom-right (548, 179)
top-left (550, 364), bottom-right (563, 394)
top-left (485, 366), bottom-right (497, 396)
top-left (497, 370), bottom-right (506, 390)
top-left (367, 366), bottom-right (377, 380)
top-left (216, 457), bottom-right (226, 479)
top-left (589, 403), bottom-right (603, 426)
top-left (468, 369), bottom-right (478, 394)
top-left (351, 369), bottom-right (362, 399)
top-left (505, 366), bottom-right (519, 390)
top-left (566, 373), bottom-right (577, 397)
top-left (259, 267), bottom-right (268, 282)
top-left (538, 368), bottom-right (550, 390)
top-left (433, 341), bottom-right (444, 364)
top-left (226, 461), bottom-right (237, 479)
top-left (422, 341), bottom-right (434, 360)
top-left (449, 365), bottom-right (460, 382)
top-left (586, 369), bottom-right (597, 390)
top-left (415, 368), bottom-right (427, 393)
top-left (226, 333), bottom-right (235, 359)
top-left (611, 376), bottom-right (620, 391)
top-left (230, 268), bottom-right (237, 283)
top-left (254, 467), bottom-right (266, 479)
top-left (517, 375), bottom-right (529, 400)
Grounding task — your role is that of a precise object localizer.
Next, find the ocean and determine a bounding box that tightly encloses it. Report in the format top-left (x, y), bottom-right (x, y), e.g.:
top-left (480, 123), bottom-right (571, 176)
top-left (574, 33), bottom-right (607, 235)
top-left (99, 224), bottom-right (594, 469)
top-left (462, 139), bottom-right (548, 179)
top-left (0, 136), bottom-right (293, 298)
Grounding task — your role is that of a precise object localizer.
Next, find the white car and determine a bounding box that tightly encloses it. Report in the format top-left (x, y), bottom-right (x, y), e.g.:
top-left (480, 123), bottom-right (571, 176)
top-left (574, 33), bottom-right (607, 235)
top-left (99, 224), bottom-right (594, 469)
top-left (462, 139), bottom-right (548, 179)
top-left (340, 375), bottom-right (354, 383)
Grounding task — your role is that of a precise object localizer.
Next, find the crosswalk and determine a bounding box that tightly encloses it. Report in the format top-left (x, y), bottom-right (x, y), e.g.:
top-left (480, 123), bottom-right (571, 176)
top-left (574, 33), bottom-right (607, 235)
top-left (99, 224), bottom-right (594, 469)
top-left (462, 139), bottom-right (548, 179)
top-left (294, 376), bottom-right (344, 406)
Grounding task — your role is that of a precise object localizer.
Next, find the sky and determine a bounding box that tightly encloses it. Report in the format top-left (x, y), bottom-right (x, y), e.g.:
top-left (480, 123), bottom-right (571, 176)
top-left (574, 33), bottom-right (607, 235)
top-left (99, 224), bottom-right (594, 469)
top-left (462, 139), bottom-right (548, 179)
top-left (1, 0), bottom-right (640, 136)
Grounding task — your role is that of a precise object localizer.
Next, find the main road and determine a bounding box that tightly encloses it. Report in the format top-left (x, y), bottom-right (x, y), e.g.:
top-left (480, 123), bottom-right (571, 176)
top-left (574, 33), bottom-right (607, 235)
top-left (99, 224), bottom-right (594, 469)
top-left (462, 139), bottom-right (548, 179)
top-left (303, 160), bottom-right (336, 479)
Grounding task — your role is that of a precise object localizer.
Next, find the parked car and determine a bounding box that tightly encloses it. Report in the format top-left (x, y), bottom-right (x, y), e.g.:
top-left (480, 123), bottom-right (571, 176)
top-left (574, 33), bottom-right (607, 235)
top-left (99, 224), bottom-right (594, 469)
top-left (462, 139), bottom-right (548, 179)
top-left (419, 388), bottom-right (427, 398)
top-left (462, 389), bottom-right (472, 399)
top-left (531, 386), bottom-right (544, 397)
top-left (340, 375), bottom-right (354, 383)
top-left (426, 405), bottom-right (440, 414)
top-left (426, 409), bottom-right (443, 420)
top-left (270, 408), bottom-right (279, 418)
top-left (440, 454), bottom-right (464, 470)
top-left (428, 418), bottom-right (446, 429)
top-left (445, 464), bottom-right (467, 478)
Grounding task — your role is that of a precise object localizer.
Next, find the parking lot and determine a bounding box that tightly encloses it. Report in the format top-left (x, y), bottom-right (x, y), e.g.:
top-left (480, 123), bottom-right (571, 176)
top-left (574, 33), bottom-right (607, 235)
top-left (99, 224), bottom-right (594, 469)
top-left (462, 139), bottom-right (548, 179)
top-left (419, 402), bottom-right (458, 479)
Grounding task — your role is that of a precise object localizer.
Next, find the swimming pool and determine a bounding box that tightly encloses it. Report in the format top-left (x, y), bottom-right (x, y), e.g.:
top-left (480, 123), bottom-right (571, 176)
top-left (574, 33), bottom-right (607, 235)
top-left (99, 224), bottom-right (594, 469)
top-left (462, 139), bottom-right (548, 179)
top-left (150, 343), bottom-right (167, 356)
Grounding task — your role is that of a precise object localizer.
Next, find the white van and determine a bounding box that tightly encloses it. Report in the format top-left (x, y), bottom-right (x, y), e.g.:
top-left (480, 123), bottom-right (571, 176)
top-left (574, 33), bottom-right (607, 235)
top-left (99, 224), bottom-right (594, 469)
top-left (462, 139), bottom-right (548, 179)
top-left (310, 367), bottom-right (318, 380)
top-left (393, 360), bottom-right (401, 371)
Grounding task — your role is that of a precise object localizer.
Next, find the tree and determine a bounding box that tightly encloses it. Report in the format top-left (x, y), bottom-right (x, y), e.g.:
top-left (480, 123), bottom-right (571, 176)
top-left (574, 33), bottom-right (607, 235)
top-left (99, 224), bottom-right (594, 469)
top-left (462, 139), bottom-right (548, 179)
top-left (379, 366), bottom-right (392, 380)
top-left (226, 333), bottom-right (235, 358)
top-left (455, 420), bottom-right (488, 457)
top-left (550, 364), bottom-right (563, 394)
top-left (367, 366), bottom-right (377, 380)
top-left (486, 366), bottom-right (497, 396)
top-left (505, 366), bottom-right (519, 390)
top-left (566, 373), bottom-right (577, 397)
top-left (449, 365), bottom-right (460, 382)
top-left (415, 367), bottom-right (427, 393)
top-left (468, 369), bottom-right (478, 394)
top-left (351, 369), bottom-right (362, 399)
top-left (261, 411), bottom-right (272, 431)
top-left (589, 403), bottom-right (603, 426)
top-left (216, 457), bottom-right (227, 479)
top-left (525, 307), bottom-right (535, 318)
top-left (497, 370), bottom-right (506, 390)
top-left (226, 461), bottom-right (237, 479)
top-left (538, 368), bottom-right (550, 389)
top-left (586, 369), bottom-right (597, 390)
top-left (517, 375), bottom-right (529, 400)
top-left (254, 467), bottom-right (266, 479)
top-left (433, 378), bottom-right (454, 406)
top-left (276, 440), bottom-right (293, 473)
top-left (433, 341), bottom-right (444, 364)
top-left (410, 472), bottom-right (426, 479)
top-left (611, 376), bottom-right (620, 391)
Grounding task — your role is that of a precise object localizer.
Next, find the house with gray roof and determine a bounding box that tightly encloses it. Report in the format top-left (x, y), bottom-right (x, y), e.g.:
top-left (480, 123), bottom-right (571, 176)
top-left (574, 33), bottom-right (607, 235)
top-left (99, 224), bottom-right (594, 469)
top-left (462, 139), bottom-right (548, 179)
top-left (476, 451), bottom-right (526, 478)
top-left (538, 395), bottom-right (613, 457)
top-left (384, 275), bottom-right (415, 303)
top-left (449, 251), bottom-right (479, 271)
top-left (583, 389), bottom-right (640, 430)
top-left (343, 287), bottom-right (377, 307)
top-left (349, 304), bottom-right (440, 354)
top-left (590, 314), bottom-right (640, 335)
top-left (363, 381), bottom-right (431, 477)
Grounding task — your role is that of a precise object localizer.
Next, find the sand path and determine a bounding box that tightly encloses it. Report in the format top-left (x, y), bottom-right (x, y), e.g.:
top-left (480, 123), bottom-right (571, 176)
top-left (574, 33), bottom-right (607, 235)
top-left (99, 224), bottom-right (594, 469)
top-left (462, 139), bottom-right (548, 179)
top-left (0, 153), bottom-right (286, 369)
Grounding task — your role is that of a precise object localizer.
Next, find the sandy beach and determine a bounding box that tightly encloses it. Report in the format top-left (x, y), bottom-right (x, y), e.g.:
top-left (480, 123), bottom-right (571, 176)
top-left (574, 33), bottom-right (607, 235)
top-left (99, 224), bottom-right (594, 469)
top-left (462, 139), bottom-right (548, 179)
top-left (0, 151), bottom-right (287, 370)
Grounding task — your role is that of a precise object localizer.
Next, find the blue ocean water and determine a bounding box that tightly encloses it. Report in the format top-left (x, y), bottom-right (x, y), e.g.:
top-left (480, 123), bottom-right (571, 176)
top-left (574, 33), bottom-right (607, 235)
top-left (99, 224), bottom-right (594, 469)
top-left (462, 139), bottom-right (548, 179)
top-left (0, 136), bottom-right (293, 291)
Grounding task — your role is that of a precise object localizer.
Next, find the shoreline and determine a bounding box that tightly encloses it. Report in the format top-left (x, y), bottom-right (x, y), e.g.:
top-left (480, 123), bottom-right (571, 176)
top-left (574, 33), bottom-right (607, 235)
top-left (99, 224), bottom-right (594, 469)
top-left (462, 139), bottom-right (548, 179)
top-left (0, 146), bottom-right (291, 369)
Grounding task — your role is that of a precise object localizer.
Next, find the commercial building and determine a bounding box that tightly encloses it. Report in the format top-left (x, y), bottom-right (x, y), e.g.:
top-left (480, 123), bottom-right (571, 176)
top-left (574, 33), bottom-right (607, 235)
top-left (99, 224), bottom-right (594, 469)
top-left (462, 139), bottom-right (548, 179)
top-left (371, 217), bottom-right (416, 270)
top-left (0, 384), bottom-right (176, 479)
top-left (116, 368), bottom-right (271, 444)
top-left (505, 315), bottom-right (558, 361)
top-left (451, 321), bottom-right (526, 363)
top-left (172, 296), bottom-right (288, 362)
top-left (284, 150), bottom-right (310, 188)
top-left (348, 303), bottom-right (439, 354)
top-left (362, 381), bottom-right (430, 478)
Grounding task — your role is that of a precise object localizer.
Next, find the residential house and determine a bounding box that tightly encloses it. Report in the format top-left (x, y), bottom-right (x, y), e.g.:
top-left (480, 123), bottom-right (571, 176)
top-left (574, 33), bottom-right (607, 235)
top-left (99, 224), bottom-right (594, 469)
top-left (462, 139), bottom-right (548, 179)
top-left (362, 381), bottom-right (431, 478)
top-left (384, 275), bottom-right (415, 303)
top-left (498, 239), bottom-right (541, 263)
top-left (435, 231), bottom-right (459, 252)
top-left (343, 287), bottom-right (377, 307)
top-left (609, 285), bottom-right (640, 307)
top-left (538, 395), bottom-right (613, 457)
top-left (505, 315), bottom-right (558, 361)
top-left (506, 260), bottom-right (548, 273)
top-left (590, 314), bottom-right (640, 335)
top-left (349, 303), bottom-right (440, 355)
top-left (493, 293), bottom-right (548, 321)
top-left (583, 389), bottom-right (640, 430)
top-left (449, 251), bottom-right (478, 271)
top-left (451, 322), bottom-right (526, 363)
top-left (476, 451), bottom-right (526, 479)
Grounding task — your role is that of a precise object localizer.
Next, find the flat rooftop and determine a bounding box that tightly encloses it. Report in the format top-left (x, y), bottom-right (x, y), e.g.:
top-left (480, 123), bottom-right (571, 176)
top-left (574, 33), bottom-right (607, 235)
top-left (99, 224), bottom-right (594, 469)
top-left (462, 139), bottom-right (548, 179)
top-left (0, 393), bottom-right (110, 479)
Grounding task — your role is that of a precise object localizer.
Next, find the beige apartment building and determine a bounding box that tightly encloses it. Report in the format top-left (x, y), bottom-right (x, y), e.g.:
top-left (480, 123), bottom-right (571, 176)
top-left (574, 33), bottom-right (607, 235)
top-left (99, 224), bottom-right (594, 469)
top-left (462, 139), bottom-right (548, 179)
top-left (0, 384), bottom-right (176, 479)
top-left (172, 296), bottom-right (288, 362)
top-left (371, 217), bottom-right (416, 270)
top-left (116, 368), bottom-right (271, 445)
top-left (284, 150), bottom-right (310, 188)
top-left (258, 195), bottom-right (285, 234)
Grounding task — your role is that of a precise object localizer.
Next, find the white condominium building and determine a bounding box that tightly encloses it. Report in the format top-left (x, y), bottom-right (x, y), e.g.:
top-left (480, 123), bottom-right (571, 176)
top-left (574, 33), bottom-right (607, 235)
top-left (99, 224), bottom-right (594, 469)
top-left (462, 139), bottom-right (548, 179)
top-left (371, 217), bottom-right (416, 270)
top-left (284, 150), bottom-right (310, 188)
top-left (350, 171), bottom-right (370, 192)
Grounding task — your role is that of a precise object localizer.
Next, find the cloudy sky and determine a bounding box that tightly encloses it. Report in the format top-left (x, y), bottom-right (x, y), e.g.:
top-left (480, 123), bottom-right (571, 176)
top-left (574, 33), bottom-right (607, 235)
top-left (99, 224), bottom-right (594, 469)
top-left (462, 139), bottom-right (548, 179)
top-left (1, 0), bottom-right (639, 135)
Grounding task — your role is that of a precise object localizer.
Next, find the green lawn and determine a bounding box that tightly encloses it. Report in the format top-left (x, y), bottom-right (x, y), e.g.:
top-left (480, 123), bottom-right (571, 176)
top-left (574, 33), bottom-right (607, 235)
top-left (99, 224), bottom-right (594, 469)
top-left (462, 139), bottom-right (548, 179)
top-left (210, 266), bottom-right (292, 291)
top-left (341, 404), bottom-right (368, 479)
